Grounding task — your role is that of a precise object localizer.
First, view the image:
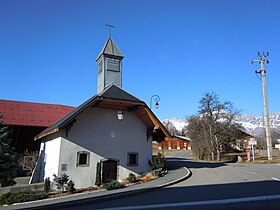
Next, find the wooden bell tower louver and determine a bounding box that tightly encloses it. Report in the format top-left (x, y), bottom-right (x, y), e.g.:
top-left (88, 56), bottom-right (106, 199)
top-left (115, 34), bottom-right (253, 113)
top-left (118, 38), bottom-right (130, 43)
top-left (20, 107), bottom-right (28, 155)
top-left (96, 37), bottom-right (124, 94)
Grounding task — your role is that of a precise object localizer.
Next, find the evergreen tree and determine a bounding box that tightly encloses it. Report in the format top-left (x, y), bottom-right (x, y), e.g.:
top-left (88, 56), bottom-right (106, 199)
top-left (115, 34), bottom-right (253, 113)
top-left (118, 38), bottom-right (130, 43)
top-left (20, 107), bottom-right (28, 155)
top-left (0, 115), bottom-right (17, 187)
top-left (95, 162), bottom-right (101, 186)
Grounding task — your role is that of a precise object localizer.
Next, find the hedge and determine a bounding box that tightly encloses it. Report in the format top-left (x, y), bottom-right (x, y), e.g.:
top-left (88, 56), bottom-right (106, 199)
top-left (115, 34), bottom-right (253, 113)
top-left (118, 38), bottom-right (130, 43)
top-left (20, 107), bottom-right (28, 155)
top-left (0, 190), bottom-right (48, 205)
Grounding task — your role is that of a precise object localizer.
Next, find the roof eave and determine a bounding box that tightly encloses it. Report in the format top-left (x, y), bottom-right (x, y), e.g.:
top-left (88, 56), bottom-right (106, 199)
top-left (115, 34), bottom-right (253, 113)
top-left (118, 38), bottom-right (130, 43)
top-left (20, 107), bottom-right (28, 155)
top-left (34, 128), bottom-right (59, 141)
top-left (143, 106), bottom-right (172, 140)
top-left (34, 96), bottom-right (100, 141)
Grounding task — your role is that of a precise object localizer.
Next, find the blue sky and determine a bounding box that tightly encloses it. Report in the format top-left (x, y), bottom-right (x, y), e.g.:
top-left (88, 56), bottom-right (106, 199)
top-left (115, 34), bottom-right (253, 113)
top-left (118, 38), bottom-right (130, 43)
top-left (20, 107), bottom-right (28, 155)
top-left (0, 0), bottom-right (279, 120)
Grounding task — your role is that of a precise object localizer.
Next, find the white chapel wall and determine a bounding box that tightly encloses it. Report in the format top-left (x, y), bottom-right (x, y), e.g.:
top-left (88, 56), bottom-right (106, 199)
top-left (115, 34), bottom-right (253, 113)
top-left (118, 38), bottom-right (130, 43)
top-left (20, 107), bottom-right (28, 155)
top-left (43, 137), bottom-right (62, 180)
top-left (56, 107), bottom-right (152, 188)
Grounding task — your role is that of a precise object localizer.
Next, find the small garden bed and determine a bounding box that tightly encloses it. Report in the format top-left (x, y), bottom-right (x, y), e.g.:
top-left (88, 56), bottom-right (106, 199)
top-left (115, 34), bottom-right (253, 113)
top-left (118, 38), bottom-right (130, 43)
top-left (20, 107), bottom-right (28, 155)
top-left (0, 173), bottom-right (159, 206)
top-left (1, 153), bottom-right (167, 206)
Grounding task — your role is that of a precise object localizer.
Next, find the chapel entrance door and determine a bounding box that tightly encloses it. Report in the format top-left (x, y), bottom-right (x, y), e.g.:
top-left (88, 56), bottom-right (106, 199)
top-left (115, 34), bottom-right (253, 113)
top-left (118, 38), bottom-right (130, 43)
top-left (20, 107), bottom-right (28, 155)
top-left (102, 159), bottom-right (118, 183)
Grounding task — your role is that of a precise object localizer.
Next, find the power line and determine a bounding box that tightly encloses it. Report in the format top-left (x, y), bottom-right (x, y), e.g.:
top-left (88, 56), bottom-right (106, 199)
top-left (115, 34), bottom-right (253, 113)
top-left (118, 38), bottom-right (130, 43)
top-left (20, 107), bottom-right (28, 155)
top-left (223, 57), bottom-right (255, 101)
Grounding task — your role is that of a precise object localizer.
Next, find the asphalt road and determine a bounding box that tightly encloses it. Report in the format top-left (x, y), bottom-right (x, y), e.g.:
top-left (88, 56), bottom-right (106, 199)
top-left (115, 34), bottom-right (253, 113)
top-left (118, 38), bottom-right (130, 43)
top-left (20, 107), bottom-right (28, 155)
top-left (65, 151), bottom-right (280, 210)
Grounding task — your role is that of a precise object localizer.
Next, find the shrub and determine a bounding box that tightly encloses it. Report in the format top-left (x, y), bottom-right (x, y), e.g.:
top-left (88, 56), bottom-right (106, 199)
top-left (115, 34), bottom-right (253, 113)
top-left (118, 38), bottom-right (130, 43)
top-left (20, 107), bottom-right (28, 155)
top-left (127, 173), bottom-right (137, 183)
top-left (66, 180), bottom-right (75, 193)
top-left (44, 177), bottom-right (51, 193)
top-left (0, 191), bottom-right (48, 205)
top-left (152, 153), bottom-right (166, 170)
top-left (103, 180), bottom-right (126, 191)
top-left (0, 192), bottom-right (12, 205)
top-left (53, 173), bottom-right (69, 191)
top-left (151, 153), bottom-right (167, 177)
top-left (95, 162), bottom-right (101, 186)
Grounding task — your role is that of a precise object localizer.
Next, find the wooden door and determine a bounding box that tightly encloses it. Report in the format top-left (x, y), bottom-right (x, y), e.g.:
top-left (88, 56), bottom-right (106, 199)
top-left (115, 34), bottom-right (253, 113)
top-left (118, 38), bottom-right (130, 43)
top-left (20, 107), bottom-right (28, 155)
top-left (102, 159), bottom-right (117, 183)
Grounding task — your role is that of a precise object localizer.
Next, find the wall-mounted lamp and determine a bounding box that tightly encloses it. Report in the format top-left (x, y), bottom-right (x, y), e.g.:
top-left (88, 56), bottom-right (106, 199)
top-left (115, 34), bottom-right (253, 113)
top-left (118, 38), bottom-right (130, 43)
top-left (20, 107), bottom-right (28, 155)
top-left (150, 95), bottom-right (160, 110)
top-left (155, 101), bottom-right (159, 109)
top-left (117, 110), bottom-right (124, 121)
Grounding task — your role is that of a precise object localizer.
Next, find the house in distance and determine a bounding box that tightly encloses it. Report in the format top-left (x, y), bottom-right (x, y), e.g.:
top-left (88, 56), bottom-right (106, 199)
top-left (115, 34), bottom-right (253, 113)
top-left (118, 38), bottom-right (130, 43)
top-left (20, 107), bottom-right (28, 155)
top-left (31, 36), bottom-right (171, 188)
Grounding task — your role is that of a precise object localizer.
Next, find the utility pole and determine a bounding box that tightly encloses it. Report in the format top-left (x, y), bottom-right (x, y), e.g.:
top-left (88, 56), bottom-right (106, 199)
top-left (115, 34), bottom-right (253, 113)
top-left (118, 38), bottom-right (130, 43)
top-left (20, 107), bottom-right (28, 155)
top-left (252, 52), bottom-right (273, 160)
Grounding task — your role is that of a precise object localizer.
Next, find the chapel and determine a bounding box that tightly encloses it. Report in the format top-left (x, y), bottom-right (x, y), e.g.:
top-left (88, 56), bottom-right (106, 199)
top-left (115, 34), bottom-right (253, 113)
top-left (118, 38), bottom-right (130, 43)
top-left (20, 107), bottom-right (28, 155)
top-left (31, 36), bottom-right (171, 188)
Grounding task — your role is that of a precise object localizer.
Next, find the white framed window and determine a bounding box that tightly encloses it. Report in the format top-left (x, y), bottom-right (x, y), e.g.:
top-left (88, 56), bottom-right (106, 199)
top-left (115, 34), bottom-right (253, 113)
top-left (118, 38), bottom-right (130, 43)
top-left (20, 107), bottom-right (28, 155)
top-left (76, 151), bottom-right (90, 167)
top-left (127, 152), bottom-right (138, 166)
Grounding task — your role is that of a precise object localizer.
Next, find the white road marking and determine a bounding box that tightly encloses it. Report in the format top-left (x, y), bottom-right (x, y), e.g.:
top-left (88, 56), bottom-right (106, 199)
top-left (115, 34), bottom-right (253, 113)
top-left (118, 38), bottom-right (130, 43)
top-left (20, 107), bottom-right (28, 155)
top-left (244, 170), bottom-right (257, 175)
top-left (229, 166), bottom-right (257, 175)
top-left (99, 194), bottom-right (280, 210)
top-left (272, 177), bottom-right (280, 181)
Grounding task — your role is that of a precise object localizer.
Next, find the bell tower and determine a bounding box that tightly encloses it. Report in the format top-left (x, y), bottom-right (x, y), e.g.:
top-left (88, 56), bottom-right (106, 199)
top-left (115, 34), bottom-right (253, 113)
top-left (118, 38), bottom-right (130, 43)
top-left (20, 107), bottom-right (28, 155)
top-left (96, 37), bottom-right (124, 94)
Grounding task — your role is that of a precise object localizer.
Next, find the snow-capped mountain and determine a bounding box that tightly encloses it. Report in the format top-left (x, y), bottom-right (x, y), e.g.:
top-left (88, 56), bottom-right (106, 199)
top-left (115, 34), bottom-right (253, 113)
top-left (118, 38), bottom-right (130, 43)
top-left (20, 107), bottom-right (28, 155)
top-left (234, 113), bottom-right (280, 136)
top-left (162, 118), bottom-right (188, 136)
top-left (162, 113), bottom-right (280, 136)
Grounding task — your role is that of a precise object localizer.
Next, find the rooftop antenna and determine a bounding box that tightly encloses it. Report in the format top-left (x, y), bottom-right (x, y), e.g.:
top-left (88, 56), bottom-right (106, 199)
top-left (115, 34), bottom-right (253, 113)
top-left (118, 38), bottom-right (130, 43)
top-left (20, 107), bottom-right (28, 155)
top-left (105, 21), bottom-right (115, 37)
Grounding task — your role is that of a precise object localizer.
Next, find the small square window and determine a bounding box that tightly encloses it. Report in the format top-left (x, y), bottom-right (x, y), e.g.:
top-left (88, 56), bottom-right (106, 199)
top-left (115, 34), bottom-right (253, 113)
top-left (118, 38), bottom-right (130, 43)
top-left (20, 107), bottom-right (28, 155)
top-left (77, 151), bottom-right (90, 167)
top-left (79, 154), bottom-right (87, 165)
top-left (127, 152), bottom-right (138, 166)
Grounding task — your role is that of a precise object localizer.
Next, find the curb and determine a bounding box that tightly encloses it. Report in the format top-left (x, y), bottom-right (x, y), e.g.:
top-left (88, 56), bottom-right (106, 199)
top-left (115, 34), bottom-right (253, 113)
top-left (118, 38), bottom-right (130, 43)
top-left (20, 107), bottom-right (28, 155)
top-left (15, 167), bottom-right (192, 210)
top-left (157, 167), bottom-right (192, 188)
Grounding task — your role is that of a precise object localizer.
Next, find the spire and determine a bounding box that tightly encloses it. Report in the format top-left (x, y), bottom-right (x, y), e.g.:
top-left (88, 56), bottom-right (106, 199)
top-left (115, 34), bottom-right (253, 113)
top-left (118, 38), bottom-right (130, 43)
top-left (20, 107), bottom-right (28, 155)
top-left (96, 37), bottom-right (124, 61)
top-left (96, 37), bottom-right (124, 94)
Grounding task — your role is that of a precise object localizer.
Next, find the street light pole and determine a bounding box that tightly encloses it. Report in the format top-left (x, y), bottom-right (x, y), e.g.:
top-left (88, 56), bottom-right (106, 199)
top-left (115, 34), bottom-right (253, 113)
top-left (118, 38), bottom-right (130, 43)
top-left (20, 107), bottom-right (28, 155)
top-left (149, 95), bottom-right (160, 110)
top-left (149, 95), bottom-right (163, 156)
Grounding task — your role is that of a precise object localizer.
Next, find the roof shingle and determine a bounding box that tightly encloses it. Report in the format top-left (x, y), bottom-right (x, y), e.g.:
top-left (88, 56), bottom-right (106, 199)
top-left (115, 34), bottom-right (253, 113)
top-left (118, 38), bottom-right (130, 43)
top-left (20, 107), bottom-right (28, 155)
top-left (0, 99), bottom-right (74, 127)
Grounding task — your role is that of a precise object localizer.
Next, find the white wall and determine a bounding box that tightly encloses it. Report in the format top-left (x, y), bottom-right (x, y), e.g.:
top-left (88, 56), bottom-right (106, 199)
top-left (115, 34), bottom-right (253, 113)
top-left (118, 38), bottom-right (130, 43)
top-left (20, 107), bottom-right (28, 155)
top-left (53, 107), bottom-right (152, 188)
top-left (44, 137), bottom-right (61, 180)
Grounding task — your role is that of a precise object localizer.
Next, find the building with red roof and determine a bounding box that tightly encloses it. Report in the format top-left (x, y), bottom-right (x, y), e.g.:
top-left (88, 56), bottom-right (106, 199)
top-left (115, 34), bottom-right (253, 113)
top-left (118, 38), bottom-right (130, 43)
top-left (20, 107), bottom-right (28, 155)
top-left (0, 99), bottom-right (74, 154)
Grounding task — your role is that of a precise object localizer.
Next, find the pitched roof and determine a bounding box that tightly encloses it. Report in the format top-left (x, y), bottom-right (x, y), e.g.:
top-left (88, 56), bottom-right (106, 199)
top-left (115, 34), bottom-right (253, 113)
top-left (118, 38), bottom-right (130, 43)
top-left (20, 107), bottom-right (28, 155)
top-left (96, 37), bottom-right (124, 60)
top-left (0, 99), bottom-right (74, 127)
top-left (100, 84), bottom-right (141, 102)
top-left (35, 85), bottom-right (171, 141)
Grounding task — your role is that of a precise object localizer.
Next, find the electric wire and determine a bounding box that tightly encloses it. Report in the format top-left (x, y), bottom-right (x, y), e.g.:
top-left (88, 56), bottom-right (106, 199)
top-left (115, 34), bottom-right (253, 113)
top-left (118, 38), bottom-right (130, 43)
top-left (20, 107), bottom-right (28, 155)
top-left (223, 55), bottom-right (257, 101)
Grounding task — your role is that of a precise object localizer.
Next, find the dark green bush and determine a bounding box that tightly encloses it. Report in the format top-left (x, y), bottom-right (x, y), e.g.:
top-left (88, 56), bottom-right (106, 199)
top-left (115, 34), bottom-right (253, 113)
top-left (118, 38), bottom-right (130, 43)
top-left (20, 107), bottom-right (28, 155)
top-left (95, 162), bottom-right (101, 186)
top-left (103, 180), bottom-right (126, 191)
top-left (151, 153), bottom-right (167, 177)
top-left (152, 153), bottom-right (166, 170)
top-left (66, 180), bottom-right (75, 193)
top-left (0, 191), bottom-right (48, 205)
top-left (0, 192), bottom-right (12, 205)
top-left (127, 173), bottom-right (137, 183)
top-left (53, 173), bottom-right (69, 191)
top-left (44, 177), bottom-right (51, 193)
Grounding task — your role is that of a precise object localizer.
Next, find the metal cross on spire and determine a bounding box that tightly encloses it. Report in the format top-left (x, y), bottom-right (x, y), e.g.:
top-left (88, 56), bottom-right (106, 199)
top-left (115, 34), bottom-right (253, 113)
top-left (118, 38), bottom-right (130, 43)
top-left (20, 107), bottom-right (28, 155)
top-left (105, 21), bottom-right (115, 37)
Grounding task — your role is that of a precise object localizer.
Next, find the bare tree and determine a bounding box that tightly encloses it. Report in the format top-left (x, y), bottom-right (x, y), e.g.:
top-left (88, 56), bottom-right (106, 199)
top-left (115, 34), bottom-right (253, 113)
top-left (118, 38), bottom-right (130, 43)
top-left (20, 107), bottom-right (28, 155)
top-left (19, 149), bottom-right (39, 175)
top-left (188, 116), bottom-right (212, 160)
top-left (188, 91), bottom-right (243, 161)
